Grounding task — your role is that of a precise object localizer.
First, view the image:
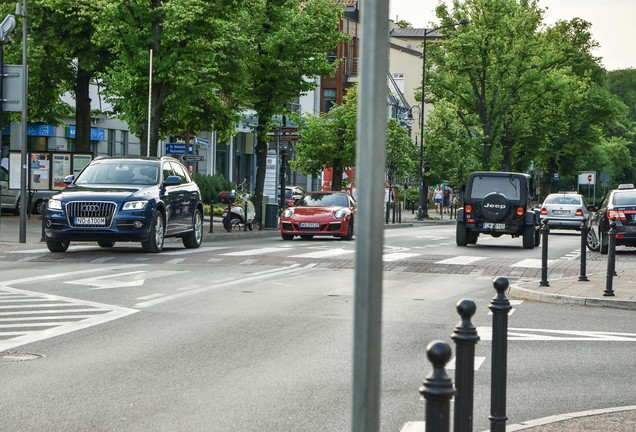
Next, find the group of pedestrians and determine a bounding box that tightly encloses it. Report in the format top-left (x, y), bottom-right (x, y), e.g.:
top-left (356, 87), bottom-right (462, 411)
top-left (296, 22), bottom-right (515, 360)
top-left (433, 184), bottom-right (454, 214)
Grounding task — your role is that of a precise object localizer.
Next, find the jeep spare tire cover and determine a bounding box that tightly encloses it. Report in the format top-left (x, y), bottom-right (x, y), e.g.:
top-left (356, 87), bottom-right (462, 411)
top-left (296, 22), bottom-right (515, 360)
top-left (481, 192), bottom-right (510, 222)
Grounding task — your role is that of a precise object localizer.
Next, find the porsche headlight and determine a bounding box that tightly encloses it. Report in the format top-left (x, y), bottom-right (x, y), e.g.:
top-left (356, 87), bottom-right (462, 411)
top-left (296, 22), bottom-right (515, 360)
top-left (122, 201), bottom-right (148, 211)
top-left (47, 199), bottom-right (62, 210)
top-left (335, 209), bottom-right (347, 219)
top-left (282, 208), bottom-right (294, 218)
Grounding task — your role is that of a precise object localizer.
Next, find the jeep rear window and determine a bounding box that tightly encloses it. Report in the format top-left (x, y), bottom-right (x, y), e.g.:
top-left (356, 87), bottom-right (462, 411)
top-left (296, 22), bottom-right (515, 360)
top-left (470, 176), bottom-right (521, 200)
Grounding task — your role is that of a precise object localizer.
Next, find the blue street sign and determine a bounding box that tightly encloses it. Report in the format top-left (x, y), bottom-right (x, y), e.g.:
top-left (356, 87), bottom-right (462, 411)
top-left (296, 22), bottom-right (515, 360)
top-left (166, 143), bottom-right (187, 154)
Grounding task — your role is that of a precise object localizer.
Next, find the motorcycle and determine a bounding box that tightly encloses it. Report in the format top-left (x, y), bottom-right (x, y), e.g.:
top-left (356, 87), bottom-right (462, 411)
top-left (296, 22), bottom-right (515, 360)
top-left (218, 190), bottom-right (256, 232)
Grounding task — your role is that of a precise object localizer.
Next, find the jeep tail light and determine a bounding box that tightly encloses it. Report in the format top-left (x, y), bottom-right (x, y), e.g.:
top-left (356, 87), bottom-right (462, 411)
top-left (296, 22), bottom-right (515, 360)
top-left (540, 208), bottom-right (547, 215)
top-left (608, 210), bottom-right (627, 221)
top-left (516, 207), bottom-right (524, 216)
top-left (465, 204), bottom-right (472, 214)
top-left (575, 209), bottom-right (584, 217)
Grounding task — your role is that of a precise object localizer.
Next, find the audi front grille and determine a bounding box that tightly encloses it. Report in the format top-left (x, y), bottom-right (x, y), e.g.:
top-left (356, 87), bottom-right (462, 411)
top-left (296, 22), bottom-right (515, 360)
top-left (66, 201), bottom-right (117, 228)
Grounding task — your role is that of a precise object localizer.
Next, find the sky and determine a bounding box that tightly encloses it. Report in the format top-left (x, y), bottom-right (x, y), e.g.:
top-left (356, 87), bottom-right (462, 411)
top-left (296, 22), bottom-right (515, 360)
top-left (388, 0), bottom-right (635, 71)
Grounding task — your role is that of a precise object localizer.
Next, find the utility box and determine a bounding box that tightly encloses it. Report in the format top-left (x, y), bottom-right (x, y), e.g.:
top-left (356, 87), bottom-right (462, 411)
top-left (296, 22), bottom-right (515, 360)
top-left (264, 203), bottom-right (279, 229)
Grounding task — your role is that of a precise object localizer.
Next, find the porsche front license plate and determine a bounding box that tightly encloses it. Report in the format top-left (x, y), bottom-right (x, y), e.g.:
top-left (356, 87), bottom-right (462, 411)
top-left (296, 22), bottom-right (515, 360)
top-left (75, 217), bottom-right (106, 225)
top-left (483, 222), bottom-right (505, 230)
top-left (300, 222), bottom-right (320, 228)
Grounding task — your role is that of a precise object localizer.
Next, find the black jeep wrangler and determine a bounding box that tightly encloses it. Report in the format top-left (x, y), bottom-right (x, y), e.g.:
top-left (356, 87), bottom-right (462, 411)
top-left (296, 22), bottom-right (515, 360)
top-left (456, 171), bottom-right (540, 249)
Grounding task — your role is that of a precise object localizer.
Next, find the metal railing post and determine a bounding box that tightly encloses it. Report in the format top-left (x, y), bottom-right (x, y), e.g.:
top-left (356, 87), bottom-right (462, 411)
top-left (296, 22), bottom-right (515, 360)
top-left (489, 277), bottom-right (511, 432)
top-left (540, 219), bottom-right (550, 287)
top-left (420, 340), bottom-right (455, 432)
top-left (604, 219), bottom-right (616, 297)
top-left (578, 219), bottom-right (589, 281)
top-left (452, 299), bottom-right (479, 432)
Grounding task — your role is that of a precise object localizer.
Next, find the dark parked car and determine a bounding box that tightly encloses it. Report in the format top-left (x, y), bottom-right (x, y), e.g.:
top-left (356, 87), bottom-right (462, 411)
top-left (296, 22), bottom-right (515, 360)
top-left (586, 185), bottom-right (636, 254)
top-left (44, 156), bottom-right (204, 253)
top-left (539, 192), bottom-right (590, 230)
top-left (456, 171), bottom-right (541, 249)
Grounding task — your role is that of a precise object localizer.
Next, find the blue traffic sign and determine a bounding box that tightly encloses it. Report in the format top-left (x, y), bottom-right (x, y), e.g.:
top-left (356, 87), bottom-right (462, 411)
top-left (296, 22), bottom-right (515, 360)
top-left (166, 143), bottom-right (187, 154)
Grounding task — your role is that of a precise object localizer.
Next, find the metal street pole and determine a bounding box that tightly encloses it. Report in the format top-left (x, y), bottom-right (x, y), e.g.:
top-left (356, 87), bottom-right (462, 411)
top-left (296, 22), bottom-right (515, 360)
top-left (352, 0), bottom-right (389, 429)
top-left (18, 0), bottom-right (27, 243)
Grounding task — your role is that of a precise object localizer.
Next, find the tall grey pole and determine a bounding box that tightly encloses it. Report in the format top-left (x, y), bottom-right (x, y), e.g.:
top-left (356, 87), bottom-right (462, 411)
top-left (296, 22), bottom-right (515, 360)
top-left (351, 0), bottom-right (389, 430)
top-left (19, 0), bottom-right (27, 243)
top-left (418, 33), bottom-right (428, 219)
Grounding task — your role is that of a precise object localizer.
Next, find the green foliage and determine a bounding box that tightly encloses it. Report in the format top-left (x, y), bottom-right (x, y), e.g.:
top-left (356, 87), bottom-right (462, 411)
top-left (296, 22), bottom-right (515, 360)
top-left (424, 0), bottom-right (630, 192)
top-left (193, 173), bottom-right (235, 204)
top-left (386, 118), bottom-right (417, 182)
top-left (607, 68), bottom-right (636, 124)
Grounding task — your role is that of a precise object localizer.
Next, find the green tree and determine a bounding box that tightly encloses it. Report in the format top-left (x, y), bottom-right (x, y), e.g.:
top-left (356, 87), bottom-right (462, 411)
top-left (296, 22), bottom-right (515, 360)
top-left (386, 118), bottom-right (417, 183)
top-left (91, 0), bottom-right (251, 156)
top-left (292, 85), bottom-right (357, 191)
top-left (245, 0), bottom-right (345, 222)
top-left (426, 0), bottom-right (628, 197)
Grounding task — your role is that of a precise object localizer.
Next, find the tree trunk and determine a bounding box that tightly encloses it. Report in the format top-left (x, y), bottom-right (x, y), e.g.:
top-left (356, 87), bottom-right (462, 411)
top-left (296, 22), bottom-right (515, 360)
top-left (74, 61), bottom-right (92, 154)
top-left (140, 84), bottom-right (167, 157)
top-left (331, 158), bottom-right (343, 191)
top-left (252, 115), bottom-right (270, 228)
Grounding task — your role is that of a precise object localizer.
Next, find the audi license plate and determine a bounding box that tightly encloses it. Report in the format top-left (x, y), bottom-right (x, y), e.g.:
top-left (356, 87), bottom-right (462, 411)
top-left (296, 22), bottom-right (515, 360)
top-left (75, 217), bottom-right (106, 226)
top-left (300, 222), bottom-right (320, 229)
top-left (483, 222), bottom-right (505, 230)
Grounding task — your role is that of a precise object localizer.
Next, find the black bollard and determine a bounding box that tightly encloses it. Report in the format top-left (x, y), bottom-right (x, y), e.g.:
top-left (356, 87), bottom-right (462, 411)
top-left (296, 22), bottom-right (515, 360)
top-left (489, 277), bottom-right (511, 432)
top-left (539, 219), bottom-right (550, 287)
top-left (420, 340), bottom-right (455, 432)
top-left (385, 202), bottom-right (390, 224)
top-left (243, 201), bottom-right (248, 231)
top-left (578, 219), bottom-right (589, 281)
top-left (604, 219), bottom-right (617, 296)
top-left (451, 299), bottom-right (479, 432)
top-left (398, 201), bottom-right (402, 223)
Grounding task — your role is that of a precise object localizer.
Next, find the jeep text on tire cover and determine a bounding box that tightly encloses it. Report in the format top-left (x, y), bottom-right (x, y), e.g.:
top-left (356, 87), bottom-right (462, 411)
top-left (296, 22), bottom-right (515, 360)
top-left (455, 171), bottom-right (540, 249)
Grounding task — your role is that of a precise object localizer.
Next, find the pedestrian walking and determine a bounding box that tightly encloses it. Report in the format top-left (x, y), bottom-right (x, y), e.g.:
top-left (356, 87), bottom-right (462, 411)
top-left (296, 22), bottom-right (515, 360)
top-left (433, 186), bottom-right (443, 213)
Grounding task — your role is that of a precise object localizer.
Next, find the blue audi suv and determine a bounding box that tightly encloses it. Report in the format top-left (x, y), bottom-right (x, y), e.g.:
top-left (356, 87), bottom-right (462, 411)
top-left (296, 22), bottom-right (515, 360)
top-left (44, 156), bottom-right (204, 253)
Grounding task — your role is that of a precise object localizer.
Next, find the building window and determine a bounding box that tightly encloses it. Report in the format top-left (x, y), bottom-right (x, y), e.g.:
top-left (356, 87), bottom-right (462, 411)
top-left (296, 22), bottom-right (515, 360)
top-left (323, 88), bottom-right (337, 113)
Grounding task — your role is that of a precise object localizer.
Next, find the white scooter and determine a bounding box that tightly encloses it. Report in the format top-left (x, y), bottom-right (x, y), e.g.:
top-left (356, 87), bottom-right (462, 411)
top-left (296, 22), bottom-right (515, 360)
top-left (218, 190), bottom-right (256, 232)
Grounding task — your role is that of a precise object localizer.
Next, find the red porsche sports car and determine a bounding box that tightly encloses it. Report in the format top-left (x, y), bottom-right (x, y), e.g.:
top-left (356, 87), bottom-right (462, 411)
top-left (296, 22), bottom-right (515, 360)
top-left (279, 191), bottom-right (356, 240)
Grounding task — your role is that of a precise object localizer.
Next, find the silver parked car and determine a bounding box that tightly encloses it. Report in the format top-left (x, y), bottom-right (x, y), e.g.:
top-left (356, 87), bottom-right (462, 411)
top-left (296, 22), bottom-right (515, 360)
top-left (1, 165), bottom-right (56, 215)
top-left (539, 192), bottom-right (590, 230)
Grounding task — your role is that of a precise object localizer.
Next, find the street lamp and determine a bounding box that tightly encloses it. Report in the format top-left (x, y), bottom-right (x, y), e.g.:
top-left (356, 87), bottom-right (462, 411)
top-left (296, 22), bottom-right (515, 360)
top-left (419, 17), bottom-right (468, 220)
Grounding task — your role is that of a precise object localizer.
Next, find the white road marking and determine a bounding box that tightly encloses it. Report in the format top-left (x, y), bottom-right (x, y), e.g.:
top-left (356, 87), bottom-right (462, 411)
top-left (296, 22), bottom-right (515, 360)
top-left (221, 247), bottom-right (285, 256)
top-left (477, 327), bottom-right (636, 341)
top-left (134, 264), bottom-right (316, 308)
top-left (509, 258), bottom-right (557, 268)
top-left (0, 285), bottom-right (137, 352)
top-left (436, 256), bottom-right (485, 265)
top-left (162, 246), bottom-right (229, 255)
top-left (446, 356), bottom-right (486, 370)
top-left (383, 252), bottom-right (419, 262)
top-left (400, 422), bottom-right (424, 432)
top-left (164, 258), bottom-right (186, 265)
top-left (290, 248), bottom-right (354, 259)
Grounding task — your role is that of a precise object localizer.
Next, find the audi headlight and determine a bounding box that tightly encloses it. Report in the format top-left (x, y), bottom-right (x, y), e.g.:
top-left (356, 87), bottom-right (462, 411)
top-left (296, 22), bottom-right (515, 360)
top-left (335, 209), bottom-right (347, 219)
top-left (122, 201), bottom-right (148, 211)
top-left (282, 208), bottom-right (294, 218)
top-left (47, 199), bottom-right (62, 210)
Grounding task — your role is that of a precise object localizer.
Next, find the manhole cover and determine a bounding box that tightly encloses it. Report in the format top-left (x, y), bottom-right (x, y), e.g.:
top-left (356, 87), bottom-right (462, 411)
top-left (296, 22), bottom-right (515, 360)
top-left (0, 351), bottom-right (45, 362)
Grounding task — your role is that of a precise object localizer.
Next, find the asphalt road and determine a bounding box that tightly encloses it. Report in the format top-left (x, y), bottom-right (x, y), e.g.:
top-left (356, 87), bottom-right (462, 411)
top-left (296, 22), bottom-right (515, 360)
top-left (0, 223), bottom-right (634, 431)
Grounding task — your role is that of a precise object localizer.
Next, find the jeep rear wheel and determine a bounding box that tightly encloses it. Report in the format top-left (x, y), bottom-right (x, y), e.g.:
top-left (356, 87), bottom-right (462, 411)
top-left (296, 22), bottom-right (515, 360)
top-left (481, 192), bottom-right (510, 222)
top-left (522, 225), bottom-right (535, 249)
top-left (456, 222), bottom-right (468, 246)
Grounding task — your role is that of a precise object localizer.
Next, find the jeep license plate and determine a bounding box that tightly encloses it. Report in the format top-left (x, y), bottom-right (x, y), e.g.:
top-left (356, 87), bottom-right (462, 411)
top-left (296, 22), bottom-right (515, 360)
top-left (483, 222), bottom-right (505, 230)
